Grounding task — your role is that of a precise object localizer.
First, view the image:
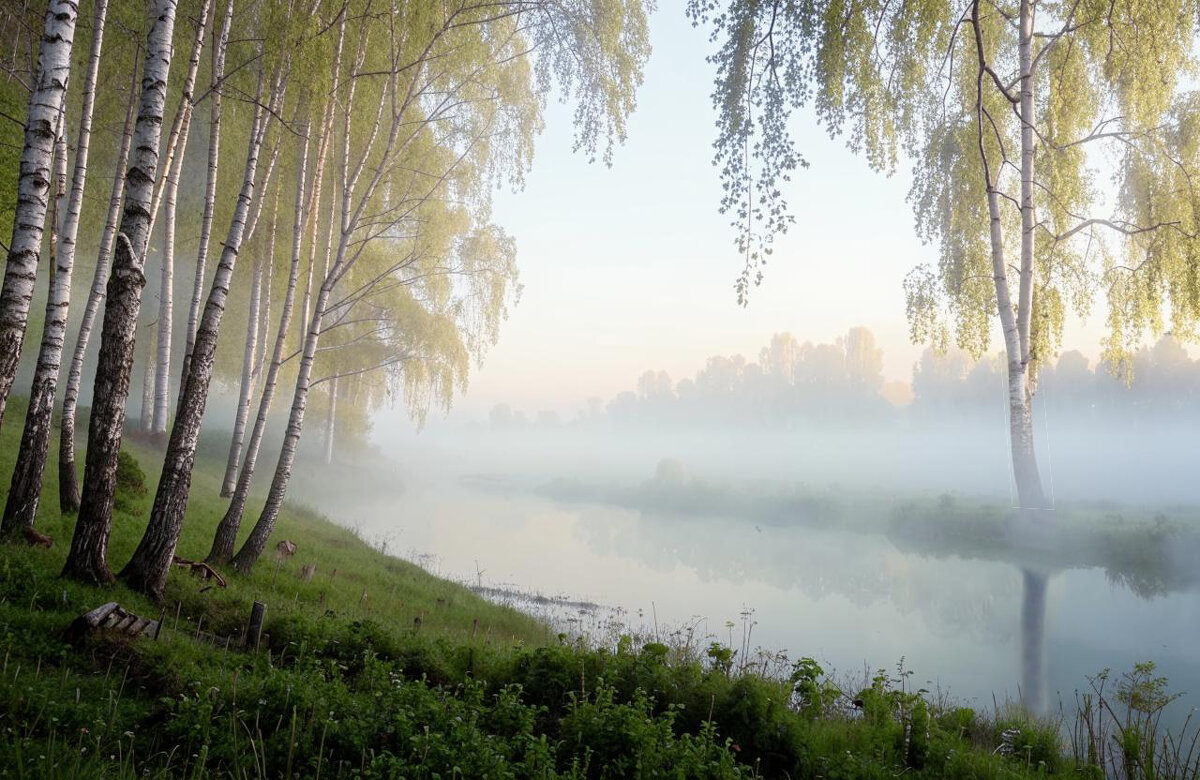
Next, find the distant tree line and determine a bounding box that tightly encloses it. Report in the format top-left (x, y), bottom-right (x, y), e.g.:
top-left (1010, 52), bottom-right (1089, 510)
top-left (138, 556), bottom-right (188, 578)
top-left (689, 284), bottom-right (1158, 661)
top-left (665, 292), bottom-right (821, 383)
top-left (487, 330), bottom-right (1200, 429)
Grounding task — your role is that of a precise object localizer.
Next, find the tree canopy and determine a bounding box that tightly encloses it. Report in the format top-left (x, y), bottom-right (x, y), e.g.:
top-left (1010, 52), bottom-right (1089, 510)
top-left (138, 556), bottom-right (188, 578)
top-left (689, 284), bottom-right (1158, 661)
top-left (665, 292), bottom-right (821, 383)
top-left (690, 0), bottom-right (1200, 373)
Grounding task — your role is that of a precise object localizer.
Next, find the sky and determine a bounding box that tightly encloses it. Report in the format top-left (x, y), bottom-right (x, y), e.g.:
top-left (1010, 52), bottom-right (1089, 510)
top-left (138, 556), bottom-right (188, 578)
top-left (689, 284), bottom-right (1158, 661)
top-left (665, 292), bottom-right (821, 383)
top-left (414, 5), bottom-right (1114, 420)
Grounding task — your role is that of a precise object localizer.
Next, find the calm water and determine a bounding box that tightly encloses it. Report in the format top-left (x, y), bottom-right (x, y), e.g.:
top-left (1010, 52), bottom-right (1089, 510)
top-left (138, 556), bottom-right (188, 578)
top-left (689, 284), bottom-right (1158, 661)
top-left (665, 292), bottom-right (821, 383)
top-left (297, 474), bottom-right (1200, 720)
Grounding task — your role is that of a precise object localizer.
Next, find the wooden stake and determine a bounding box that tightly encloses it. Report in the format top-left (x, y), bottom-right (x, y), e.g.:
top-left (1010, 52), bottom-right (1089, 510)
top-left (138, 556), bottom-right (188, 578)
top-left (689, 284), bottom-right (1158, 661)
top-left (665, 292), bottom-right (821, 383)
top-left (246, 601), bottom-right (266, 652)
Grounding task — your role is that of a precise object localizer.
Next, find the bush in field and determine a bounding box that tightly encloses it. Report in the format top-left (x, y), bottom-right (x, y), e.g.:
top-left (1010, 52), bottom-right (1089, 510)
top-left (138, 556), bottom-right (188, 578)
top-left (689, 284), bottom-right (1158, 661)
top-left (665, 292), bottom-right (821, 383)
top-left (114, 450), bottom-right (147, 513)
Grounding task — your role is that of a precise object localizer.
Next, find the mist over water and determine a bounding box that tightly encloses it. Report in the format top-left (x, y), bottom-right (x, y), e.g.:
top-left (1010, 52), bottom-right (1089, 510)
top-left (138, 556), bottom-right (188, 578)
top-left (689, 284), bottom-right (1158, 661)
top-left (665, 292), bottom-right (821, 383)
top-left (283, 353), bottom-right (1200, 724)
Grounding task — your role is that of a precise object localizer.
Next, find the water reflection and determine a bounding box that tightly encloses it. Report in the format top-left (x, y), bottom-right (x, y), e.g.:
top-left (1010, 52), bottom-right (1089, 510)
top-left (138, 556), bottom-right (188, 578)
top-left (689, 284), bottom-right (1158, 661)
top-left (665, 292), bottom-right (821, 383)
top-left (1021, 567), bottom-right (1048, 713)
top-left (314, 479), bottom-right (1199, 720)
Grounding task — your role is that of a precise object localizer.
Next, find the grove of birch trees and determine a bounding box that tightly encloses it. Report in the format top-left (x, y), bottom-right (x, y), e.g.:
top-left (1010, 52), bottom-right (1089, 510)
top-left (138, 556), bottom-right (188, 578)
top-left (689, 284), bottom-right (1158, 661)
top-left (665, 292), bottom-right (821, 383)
top-left (0, 0), bottom-right (650, 598)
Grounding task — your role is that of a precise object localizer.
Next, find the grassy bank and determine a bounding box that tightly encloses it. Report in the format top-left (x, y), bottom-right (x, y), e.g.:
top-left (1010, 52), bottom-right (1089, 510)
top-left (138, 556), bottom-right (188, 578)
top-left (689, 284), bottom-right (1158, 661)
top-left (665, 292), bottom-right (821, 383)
top-left (0, 399), bottom-right (1186, 777)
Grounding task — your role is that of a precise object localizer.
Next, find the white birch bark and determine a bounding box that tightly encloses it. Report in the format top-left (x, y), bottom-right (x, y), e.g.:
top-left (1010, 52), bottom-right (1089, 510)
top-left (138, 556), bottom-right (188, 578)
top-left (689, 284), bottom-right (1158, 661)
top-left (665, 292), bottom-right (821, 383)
top-left (255, 184), bottom-right (279, 382)
top-left (322, 375), bottom-right (337, 464)
top-left (120, 71), bottom-right (286, 598)
top-left (232, 275), bottom-right (331, 572)
top-left (151, 0), bottom-right (213, 434)
top-left (971, 0), bottom-right (1045, 509)
top-left (64, 0), bottom-right (180, 585)
top-left (222, 172), bottom-right (281, 498)
top-left (208, 118), bottom-right (311, 562)
top-left (141, 325), bottom-right (155, 431)
top-left (0, 0), bottom-right (78, 433)
top-left (1017, 0), bottom-right (1035, 366)
top-left (59, 39), bottom-right (138, 513)
top-left (1011, 0), bottom-right (1044, 508)
top-left (3, 0), bottom-right (107, 537)
top-left (179, 0), bottom-right (233, 407)
top-left (220, 243), bottom-right (263, 496)
top-left (233, 29), bottom-right (406, 571)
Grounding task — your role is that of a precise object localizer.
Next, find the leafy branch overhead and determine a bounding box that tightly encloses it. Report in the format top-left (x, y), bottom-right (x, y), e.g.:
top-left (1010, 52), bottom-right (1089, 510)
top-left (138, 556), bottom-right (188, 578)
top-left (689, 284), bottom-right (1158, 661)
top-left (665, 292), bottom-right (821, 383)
top-left (691, 0), bottom-right (1200, 508)
top-left (0, 0), bottom-right (652, 592)
top-left (691, 0), bottom-right (1200, 369)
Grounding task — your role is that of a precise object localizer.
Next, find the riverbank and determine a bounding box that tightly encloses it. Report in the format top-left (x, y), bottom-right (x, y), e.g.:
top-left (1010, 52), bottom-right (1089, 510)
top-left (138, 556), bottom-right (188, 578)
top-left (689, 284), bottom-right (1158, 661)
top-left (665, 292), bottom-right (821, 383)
top-left (0, 398), bottom-right (1181, 777)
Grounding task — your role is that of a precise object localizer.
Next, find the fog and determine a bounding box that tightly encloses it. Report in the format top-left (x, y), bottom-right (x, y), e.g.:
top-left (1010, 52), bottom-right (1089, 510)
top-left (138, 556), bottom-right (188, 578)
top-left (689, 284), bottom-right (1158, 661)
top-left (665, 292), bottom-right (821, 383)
top-left (369, 331), bottom-right (1200, 506)
top-left (260, 331), bottom-right (1200, 723)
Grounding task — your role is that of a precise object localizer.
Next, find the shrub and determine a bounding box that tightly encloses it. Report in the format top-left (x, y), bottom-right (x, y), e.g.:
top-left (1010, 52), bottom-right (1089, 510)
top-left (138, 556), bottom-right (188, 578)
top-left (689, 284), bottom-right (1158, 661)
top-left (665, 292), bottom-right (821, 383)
top-left (114, 450), bottom-right (147, 513)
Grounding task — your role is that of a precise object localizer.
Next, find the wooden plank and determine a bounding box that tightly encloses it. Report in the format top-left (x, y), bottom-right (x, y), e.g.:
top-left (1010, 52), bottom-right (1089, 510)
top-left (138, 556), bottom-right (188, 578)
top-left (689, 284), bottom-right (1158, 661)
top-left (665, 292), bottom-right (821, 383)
top-left (112, 613), bottom-right (138, 633)
top-left (79, 602), bottom-right (120, 629)
top-left (66, 602), bottom-right (123, 641)
top-left (69, 601), bottom-right (239, 650)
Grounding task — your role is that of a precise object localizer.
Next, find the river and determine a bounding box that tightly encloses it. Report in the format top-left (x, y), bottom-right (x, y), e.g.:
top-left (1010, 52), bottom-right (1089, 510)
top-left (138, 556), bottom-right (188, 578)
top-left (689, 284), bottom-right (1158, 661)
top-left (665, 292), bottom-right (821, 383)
top-left (302, 470), bottom-right (1200, 723)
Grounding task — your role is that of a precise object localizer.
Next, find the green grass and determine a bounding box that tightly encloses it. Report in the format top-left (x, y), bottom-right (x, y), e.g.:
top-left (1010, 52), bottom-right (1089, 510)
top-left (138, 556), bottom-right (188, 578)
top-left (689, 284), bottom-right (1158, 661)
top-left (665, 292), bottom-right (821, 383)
top-left (0, 396), bottom-right (1194, 777)
top-left (0, 395), bottom-right (546, 647)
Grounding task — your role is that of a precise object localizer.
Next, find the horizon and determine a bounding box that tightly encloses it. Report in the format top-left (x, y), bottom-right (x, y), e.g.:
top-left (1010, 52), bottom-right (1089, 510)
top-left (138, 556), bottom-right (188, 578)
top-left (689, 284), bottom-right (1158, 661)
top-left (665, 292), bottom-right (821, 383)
top-left (440, 6), bottom-right (1140, 420)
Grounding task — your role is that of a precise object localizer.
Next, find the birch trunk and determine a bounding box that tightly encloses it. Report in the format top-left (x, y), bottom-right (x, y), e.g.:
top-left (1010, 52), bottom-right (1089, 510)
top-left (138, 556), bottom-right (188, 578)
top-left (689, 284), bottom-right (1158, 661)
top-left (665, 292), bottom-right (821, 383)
top-left (972, 1), bottom-right (1046, 510)
top-left (208, 120), bottom-right (311, 563)
top-left (3, 0), bottom-right (107, 538)
top-left (256, 213), bottom-right (273, 379)
top-left (63, 0), bottom-right (179, 585)
top-left (179, 0), bottom-right (233, 404)
top-left (152, 0), bottom-right (212, 434)
top-left (0, 115), bottom-right (65, 537)
top-left (119, 74), bottom-right (283, 599)
top-left (322, 375), bottom-right (337, 464)
top-left (140, 327), bottom-right (154, 430)
top-left (1008, 366), bottom-right (1045, 507)
top-left (231, 278), bottom-right (331, 572)
top-left (1017, 0), bottom-right (1035, 364)
top-left (298, 19), bottom-right (344, 347)
top-left (223, 178), bottom-right (281, 498)
top-left (59, 45), bottom-right (138, 513)
top-left (0, 0), bottom-right (78, 433)
top-left (232, 14), bottom-right (405, 572)
top-left (221, 245), bottom-right (263, 496)
top-left (1010, 0), bottom-right (1044, 509)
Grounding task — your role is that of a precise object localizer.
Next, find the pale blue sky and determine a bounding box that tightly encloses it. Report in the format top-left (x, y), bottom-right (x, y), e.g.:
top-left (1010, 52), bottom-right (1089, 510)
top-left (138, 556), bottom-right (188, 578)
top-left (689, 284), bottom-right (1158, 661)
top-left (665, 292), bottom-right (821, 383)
top-left (457, 6), bottom-right (1110, 416)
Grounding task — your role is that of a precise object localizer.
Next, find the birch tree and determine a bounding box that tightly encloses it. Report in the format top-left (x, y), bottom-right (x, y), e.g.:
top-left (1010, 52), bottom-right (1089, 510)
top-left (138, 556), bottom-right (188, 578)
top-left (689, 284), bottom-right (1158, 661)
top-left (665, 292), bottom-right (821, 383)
top-left (228, 0), bottom-right (650, 571)
top-left (220, 181), bottom-right (276, 496)
top-left (58, 49), bottom-right (139, 513)
top-left (62, 0), bottom-right (180, 585)
top-left (322, 375), bottom-right (336, 463)
top-left (0, 0), bottom-right (78, 433)
top-left (151, 0), bottom-right (213, 435)
top-left (119, 62), bottom-right (287, 597)
top-left (2, 0), bottom-right (108, 540)
top-left (208, 112), bottom-right (312, 562)
top-left (179, 0), bottom-right (234, 401)
top-left (690, 0), bottom-right (1200, 509)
